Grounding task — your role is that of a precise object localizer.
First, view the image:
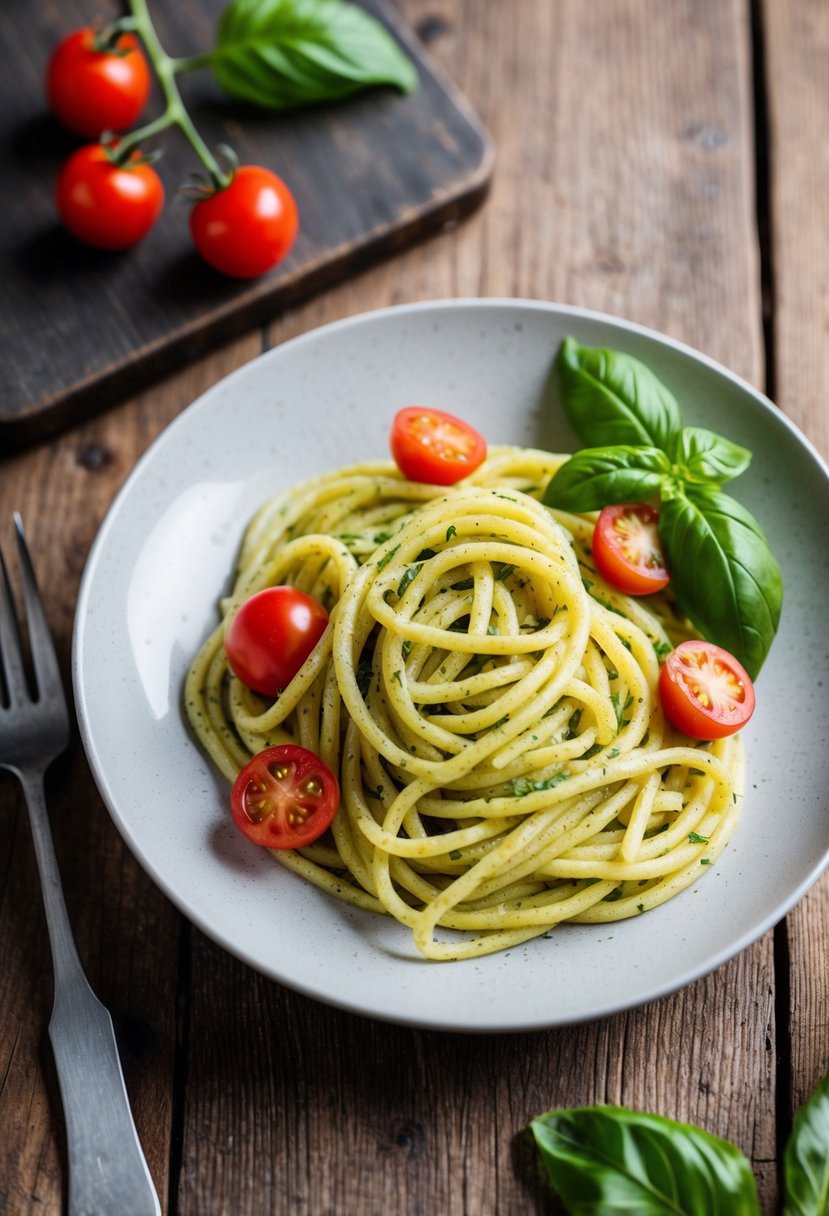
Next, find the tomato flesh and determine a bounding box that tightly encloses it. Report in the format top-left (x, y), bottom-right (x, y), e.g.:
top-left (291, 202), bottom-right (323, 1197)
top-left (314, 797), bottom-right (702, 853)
top-left (47, 28), bottom-right (151, 139)
top-left (390, 407), bottom-right (487, 485)
top-left (231, 745), bottom-right (339, 849)
top-left (659, 640), bottom-right (755, 740)
top-left (225, 586), bottom-right (329, 697)
top-left (591, 503), bottom-right (670, 596)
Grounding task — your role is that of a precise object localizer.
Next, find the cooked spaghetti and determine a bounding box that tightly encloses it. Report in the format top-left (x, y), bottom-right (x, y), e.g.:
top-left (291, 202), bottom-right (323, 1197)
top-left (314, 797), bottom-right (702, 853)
top-left (185, 448), bottom-right (743, 961)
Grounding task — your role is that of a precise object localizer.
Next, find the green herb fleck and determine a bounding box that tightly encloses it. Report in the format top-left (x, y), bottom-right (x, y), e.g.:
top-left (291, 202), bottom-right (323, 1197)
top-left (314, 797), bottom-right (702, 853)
top-left (397, 563), bottom-right (422, 596)
top-left (509, 772), bottom-right (571, 796)
top-left (689, 831), bottom-right (709, 844)
top-left (611, 691), bottom-right (634, 732)
top-left (446, 525), bottom-right (457, 541)
top-left (377, 545), bottom-right (400, 571)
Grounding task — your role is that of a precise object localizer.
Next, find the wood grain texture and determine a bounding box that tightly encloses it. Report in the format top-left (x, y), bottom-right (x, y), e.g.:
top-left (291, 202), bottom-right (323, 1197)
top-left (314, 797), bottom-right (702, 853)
top-left (761, 0), bottom-right (829, 1120)
top-left (0, 335), bottom-right (260, 1213)
top-left (1, 0), bottom-right (818, 1213)
top-left (0, 0), bottom-right (491, 448)
top-left (185, 1), bottom-right (776, 1213)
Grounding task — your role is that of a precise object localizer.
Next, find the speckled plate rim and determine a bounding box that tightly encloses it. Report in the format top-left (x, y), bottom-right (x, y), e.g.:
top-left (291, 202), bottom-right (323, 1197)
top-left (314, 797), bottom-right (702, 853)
top-left (72, 298), bottom-right (829, 1032)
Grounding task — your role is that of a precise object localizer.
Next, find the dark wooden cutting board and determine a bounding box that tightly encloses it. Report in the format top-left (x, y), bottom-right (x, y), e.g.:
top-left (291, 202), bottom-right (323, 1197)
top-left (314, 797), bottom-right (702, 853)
top-left (0, 2), bottom-right (492, 450)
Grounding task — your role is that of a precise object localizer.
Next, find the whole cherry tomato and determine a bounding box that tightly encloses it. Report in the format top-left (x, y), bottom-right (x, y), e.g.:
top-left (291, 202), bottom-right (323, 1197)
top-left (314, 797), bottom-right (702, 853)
top-left (659, 640), bottom-right (755, 740)
top-left (189, 165), bottom-right (299, 279)
top-left (225, 586), bottom-right (329, 697)
top-left (46, 28), bottom-right (151, 139)
top-left (390, 407), bottom-right (488, 485)
top-left (230, 745), bottom-right (340, 850)
top-left (591, 503), bottom-right (670, 596)
top-left (56, 144), bottom-right (164, 250)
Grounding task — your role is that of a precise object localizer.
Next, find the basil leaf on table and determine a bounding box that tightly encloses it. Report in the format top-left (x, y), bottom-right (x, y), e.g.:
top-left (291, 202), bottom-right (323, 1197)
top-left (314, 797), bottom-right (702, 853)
top-left (659, 487), bottom-right (783, 680)
top-left (679, 427), bottom-right (752, 486)
top-left (783, 1072), bottom-right (829, 1216)
top-left (210, 0), bottom-right (417, 110)
top-left (542, 445), bottom-right (671, 513)
top-left (529, 1105), bottom-right (760, 1215)
top-left (556, 337), bottom-right (683, 454)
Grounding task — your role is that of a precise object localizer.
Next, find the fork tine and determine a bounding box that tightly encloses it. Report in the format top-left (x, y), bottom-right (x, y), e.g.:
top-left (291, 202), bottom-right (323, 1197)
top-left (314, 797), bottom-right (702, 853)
top-left (12, 514), bottom-right (64, 704)
top-left (0, 544), bottom-right (29, 707)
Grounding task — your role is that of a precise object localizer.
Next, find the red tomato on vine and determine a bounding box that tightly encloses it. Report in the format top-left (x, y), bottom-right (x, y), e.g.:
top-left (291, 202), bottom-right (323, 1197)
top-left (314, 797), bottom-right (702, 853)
top-left (47, 28), bottom-right (151, 139)
top-left (189, 166), bottom-right (299, 279)
top-left (56, 145), bottom-right (164, 250)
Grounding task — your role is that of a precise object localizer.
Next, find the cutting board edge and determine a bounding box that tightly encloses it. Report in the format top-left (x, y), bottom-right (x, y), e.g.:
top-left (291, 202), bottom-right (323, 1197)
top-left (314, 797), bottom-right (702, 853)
top-left (1, 149), bottom-right (493, 453)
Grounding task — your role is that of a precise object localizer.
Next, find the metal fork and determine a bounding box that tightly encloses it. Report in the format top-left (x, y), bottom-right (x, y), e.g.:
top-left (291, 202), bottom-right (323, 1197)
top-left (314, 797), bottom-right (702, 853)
top-left (0, 515), bottom-right (161, 1216)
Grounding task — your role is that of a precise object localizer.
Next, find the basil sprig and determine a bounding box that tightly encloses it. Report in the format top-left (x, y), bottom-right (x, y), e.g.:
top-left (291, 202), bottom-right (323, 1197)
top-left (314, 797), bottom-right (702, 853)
top-left (208, 0), bottom-right (418, 111)
top-left (528, 1071), bottom-right (829, 1216)
top-left (530, 1105), bottom-right (759, 1214)
top-left (783, 1071), bottom-right (829, 1215)
top-left (542, 337), bottom-right (782, 679)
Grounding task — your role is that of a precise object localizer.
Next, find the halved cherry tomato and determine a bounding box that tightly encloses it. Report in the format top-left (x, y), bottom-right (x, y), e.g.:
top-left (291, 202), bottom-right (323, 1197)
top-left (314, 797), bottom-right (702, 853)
top-left (390, 407), bottom-right (487, 485)
top-left (592, 503), bottom-right (670, 596)
top-left (225, 586), bottom-right (329, 697)
top-left (231, 745), bottom-right (340, 849)
top-left (47, 28), bottom-right (151, 139)
top-left (659, 640), bottom-right (755, 740)
top-left (56, 144), bottom-right (164, 250)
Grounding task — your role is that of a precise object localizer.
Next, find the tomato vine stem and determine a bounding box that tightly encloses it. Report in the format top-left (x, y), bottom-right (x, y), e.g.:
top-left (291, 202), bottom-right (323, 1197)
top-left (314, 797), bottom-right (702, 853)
top-left (112, 0), bottom-right (230, 188)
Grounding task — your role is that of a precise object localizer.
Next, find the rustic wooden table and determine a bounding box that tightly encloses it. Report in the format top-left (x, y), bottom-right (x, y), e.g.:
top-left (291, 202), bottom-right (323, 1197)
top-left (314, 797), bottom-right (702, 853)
top-left (2, 2), bottom-right (828, 1212)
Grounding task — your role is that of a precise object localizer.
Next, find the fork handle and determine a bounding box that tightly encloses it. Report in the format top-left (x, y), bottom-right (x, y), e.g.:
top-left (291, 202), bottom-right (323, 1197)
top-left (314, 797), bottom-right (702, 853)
top-left (21, 767), bottom-right (161, 1216)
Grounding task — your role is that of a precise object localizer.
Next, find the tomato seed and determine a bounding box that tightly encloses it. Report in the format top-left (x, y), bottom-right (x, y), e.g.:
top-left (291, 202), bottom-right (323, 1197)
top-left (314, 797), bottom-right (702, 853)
top-left (247, 798), bottom-right (267, 823)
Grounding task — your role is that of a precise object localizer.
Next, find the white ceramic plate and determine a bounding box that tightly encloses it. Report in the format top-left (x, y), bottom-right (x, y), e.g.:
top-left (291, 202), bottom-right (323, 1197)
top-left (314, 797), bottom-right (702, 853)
top-left (73, 299), bottom-right (829, 1032)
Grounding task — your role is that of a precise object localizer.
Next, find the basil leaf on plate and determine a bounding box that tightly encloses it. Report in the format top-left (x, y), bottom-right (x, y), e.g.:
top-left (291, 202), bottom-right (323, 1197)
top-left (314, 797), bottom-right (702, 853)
top-left (542, 445), bottom-right (671, 513)
top-left (529, 1105), bottom-right (760, 1215)
top-left (658, 487), bottom-right (783, 680)
top-left (782, 1072), bottom-right (829, 1216)
top-left (210, 0), bottom-right (417, 110)
top-left (557, 337), bottom-right (683, 455)
top-left (679, 427), bottom-right (752, 486)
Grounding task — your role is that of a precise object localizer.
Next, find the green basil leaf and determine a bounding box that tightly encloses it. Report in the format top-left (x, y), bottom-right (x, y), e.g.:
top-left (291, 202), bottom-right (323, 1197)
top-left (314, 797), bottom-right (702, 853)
top-left (542, 445), bottom-right (671, 513)
top-left (659, 487), bottom-right (783, 679)
top-left (783, 1073), bottom-right (829, 1215)
top-left (211, 0), bottom-right (417, 110)
top-left (530, 1105), bottom-right (760, 1215)
top-left (679, 427), bottom-right (752, 486)
top-left (557, 337), bottom-right (684, 455)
